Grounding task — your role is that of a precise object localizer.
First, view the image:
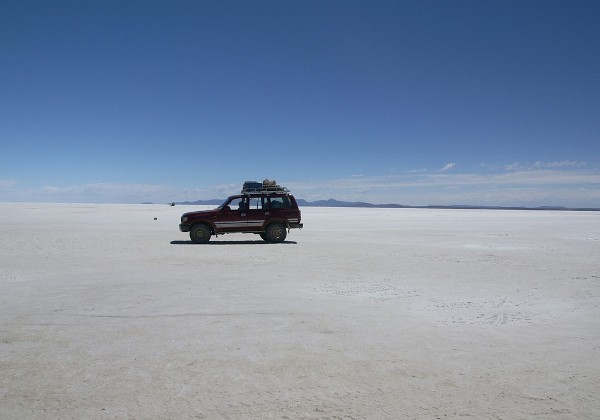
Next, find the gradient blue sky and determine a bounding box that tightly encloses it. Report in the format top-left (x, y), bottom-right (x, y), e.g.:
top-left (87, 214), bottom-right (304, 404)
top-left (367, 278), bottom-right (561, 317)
top-left (1, 0), bottom-right (599, 206)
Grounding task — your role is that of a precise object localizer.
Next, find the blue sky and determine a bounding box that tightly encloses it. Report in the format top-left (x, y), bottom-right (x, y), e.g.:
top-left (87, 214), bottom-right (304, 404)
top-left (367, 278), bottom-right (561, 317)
top-left (1, 0), bottom-right (599, 206)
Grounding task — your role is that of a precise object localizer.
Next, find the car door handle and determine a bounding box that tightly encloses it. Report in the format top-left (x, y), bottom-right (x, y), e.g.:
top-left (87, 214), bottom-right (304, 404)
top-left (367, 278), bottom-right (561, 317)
top-left (241, 213), bottom-right (246, 216)
top-left (265, 212), bottom-right (270, 215)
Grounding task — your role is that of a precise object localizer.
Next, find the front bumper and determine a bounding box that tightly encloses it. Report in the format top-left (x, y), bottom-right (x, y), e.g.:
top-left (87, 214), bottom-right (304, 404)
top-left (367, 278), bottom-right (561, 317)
top-left (179, 224), bottom-right (191, 232)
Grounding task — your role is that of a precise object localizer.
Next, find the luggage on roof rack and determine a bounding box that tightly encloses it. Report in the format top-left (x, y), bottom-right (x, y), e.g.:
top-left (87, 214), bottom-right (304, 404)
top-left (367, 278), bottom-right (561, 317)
top-left (241, 179), bottom-right (289, 194)
top-left (242, 181), bottom-right (262, 192)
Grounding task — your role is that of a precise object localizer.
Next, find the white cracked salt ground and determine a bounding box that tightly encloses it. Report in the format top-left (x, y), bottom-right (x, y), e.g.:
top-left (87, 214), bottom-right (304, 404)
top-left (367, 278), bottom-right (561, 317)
top-left (1, 203), bottom-right (599, 418)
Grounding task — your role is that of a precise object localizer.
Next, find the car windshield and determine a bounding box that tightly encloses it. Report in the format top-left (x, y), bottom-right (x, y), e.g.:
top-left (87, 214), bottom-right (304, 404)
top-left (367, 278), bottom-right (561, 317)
top-left (218, 196), bottom-right (245, 210)
top-left (217, 197), bottom-right (233, 210)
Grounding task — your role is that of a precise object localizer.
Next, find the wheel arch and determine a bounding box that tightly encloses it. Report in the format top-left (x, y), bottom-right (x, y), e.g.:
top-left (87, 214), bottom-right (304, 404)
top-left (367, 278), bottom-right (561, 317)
top-left (190, 220), bottom-right (216, 234)
top-left (263, 218), bottom-right (289, 231)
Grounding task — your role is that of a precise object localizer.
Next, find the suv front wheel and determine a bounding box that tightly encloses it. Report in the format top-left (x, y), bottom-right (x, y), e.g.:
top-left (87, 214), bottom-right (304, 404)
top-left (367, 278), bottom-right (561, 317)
top-left (190, 223), bottom-right (211, 244)
top-left (264, 223), bottom-right (287, 243)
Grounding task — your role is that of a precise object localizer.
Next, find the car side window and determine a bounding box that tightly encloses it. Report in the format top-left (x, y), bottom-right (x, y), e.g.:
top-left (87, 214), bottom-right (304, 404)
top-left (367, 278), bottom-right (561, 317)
top-left (270, 197), bottom-right (291, 209)
top-left (248, 197), bottom-right (264, 210)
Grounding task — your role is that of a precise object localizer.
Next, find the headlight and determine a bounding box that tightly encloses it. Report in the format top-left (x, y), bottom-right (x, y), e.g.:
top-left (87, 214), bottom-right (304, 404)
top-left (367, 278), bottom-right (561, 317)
top-left (181, 216), bottom-right (188, 222)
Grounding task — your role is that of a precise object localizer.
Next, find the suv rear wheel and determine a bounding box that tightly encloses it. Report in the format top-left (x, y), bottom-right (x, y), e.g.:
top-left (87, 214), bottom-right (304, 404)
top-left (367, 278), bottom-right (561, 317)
top-left (265, 222), bottom-right (287, 243)
top-left (190, 223), bottom-right (211, 244)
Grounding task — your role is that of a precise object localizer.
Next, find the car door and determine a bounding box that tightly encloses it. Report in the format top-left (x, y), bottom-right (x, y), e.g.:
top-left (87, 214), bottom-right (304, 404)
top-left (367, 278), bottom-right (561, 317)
top-left (214, 196), bottom-right (248, 232)
top-left (246, 196), bottom-right (268, 231)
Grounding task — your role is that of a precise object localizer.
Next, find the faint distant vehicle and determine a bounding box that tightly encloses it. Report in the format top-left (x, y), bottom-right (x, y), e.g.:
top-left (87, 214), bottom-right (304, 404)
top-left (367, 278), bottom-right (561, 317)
top-left (179, 180), bottom-right (303, 243)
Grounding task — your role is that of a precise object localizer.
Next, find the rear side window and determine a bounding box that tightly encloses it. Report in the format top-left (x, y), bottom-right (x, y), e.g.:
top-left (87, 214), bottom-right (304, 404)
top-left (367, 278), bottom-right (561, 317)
top-left (270, 196), bottom-right (292, 209)
top-left (248, 197), bottom-right (265, 210)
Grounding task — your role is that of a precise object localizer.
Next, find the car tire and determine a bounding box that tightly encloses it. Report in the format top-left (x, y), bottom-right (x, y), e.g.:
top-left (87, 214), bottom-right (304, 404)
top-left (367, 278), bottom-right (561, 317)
top-left (265, 223), bottom-right (287, 243)
top-left (190, 224), bottom-right (211, 244)
top-left (259, 232), bottom-right (268, 241)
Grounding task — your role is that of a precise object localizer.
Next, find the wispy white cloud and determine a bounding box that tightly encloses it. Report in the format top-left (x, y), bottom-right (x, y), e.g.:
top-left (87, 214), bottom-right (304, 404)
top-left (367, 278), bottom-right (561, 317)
top-left (2, 163), bottom-right (599, 208)
top-left (538, 160), bottom-right (586, 168)
top-left (505, 160), bottom-right (587, 171)
top-left (215, 184), bottom-right (238, 195)
top-left (0, 179), bottom-right (16, 188)
top-left (287, 165), bottom-right (600, 207)
top-left (1, 182), bottom-right (230, 204)
top-left (37, 183), bottom-right (179, 203)
top-left (439, 162), bottom-right (456, 172)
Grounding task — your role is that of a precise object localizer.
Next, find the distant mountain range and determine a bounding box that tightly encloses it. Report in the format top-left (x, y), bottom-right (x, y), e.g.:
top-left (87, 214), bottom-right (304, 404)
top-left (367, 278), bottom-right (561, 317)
top-left (171, 198), bottom-right (599, 212)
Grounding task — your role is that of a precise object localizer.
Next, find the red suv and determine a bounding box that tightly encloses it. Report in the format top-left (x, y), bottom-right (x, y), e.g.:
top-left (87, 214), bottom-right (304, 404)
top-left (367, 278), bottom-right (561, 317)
top-left (179, 190), bottom-right (303, 243)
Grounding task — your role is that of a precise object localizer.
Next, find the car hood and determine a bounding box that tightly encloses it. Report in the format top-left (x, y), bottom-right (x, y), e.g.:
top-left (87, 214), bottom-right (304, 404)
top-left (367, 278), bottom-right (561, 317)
top-left (183, 209), bottom-right (220, 217)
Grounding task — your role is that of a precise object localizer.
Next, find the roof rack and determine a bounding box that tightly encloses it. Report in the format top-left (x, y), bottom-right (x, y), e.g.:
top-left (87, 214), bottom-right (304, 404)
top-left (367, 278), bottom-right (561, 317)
top-left (241, 180), bottom-right (290, 195)
top-left (241, 186), bottom-right (290, 195)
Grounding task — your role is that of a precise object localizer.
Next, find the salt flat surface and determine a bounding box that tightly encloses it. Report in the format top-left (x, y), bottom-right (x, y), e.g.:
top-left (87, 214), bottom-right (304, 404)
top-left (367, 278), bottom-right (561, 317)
top-left (1, 203), bottom-right (599, 419)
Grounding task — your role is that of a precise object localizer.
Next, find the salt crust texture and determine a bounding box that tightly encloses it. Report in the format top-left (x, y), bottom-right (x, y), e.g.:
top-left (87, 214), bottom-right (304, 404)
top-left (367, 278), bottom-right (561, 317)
top-left (1, 203), bottom-right (599, 419)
